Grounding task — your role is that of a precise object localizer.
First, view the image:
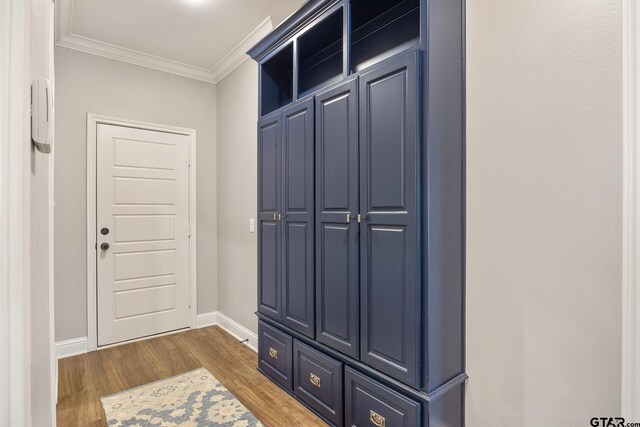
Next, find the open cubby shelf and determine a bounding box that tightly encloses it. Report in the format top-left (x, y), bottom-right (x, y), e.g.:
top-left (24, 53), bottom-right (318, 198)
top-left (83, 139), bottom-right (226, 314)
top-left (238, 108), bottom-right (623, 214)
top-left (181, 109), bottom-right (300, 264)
top-left (259, 0), bottom-right (421, 115)
top-left (350, 0), bottom-right (420, 72)
top-left (261, 43), bottom-right (294, 116)
top-left (298, 8), bottom-right (344, 98)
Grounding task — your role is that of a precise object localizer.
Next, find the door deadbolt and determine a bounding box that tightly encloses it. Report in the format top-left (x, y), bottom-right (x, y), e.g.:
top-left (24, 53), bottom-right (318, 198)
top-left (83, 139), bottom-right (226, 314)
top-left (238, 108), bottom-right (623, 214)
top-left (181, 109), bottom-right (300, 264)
top-left (100, 243), bottom-right (110, 251)
top-left (101, 227), bottom-right (110, 235)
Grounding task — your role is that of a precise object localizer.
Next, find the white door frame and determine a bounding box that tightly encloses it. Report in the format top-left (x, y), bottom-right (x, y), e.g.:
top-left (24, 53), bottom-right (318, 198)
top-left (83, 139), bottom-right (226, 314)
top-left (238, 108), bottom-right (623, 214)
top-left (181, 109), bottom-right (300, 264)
top-left (86, 113), bottom-right (197, 352)
top-left (623, 0), bottom-right (640, 419)
top-left (1, 0), bottom-right (30, 424)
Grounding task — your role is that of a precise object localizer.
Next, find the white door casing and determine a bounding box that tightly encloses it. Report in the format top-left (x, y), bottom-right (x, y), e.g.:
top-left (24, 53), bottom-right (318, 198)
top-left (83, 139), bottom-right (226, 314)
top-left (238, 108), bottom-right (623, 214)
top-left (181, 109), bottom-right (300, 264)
top-left (87, 115), bottom-right (197, 350)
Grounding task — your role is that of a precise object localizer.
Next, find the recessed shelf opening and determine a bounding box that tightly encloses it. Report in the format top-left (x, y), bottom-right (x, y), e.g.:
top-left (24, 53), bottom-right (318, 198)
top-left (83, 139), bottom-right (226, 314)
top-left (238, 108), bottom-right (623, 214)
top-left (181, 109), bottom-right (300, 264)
top-left (350, 0), bottom-right (420, 72)
top-left (298, 8), bottom-right (344, 98)
top-left (261, 43), bottom-right (294, 116)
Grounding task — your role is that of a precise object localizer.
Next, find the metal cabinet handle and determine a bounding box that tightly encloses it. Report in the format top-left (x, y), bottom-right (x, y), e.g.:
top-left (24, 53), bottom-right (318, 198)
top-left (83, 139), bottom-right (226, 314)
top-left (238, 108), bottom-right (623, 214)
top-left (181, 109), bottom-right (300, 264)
top-left (357, 213), bottom-right (367, 223)
top-left (269, 347), bottom-right (278, 359)
top-left (277, 212), bottom-right (283, 221)
top-left (310, 373), bottom-right (321, 388)
top-left (369, 410), bottom-right (385, 427)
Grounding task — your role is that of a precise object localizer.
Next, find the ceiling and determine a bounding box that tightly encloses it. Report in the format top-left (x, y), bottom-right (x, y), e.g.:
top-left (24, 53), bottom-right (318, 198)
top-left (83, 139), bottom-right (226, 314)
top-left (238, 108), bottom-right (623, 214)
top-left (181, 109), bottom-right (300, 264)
top-left (55, 0), bottom-right (306, 83)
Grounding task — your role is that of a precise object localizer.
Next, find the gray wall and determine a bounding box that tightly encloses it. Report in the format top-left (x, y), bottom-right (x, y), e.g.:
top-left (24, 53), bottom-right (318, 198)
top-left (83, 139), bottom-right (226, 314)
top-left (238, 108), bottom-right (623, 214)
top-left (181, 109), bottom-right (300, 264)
top-left (216, 60), bottom-right (260, 334)
top-left (54, 48), bottom-right (218, 341)
top-left (466, 0), bottom-right (622, 423)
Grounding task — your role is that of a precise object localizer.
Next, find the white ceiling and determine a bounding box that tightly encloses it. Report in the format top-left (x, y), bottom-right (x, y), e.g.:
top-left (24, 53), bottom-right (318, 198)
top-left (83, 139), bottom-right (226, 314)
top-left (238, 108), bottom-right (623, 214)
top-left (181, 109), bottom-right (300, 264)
top-left (55, 0), bottom-right (306, 83)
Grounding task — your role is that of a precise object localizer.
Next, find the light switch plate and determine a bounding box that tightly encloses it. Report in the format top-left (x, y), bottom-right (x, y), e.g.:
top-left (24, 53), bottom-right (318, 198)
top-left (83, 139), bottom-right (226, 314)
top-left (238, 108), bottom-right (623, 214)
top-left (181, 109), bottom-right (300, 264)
top-left (249, 218), bottom-right (255, 233)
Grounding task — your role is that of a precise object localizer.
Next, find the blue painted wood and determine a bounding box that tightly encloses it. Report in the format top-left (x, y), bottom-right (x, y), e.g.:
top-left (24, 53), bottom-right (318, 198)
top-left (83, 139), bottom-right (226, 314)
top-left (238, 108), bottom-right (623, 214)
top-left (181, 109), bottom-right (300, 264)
top-left (258, 113), bottom-right (282, 321)
top-left (293, 340), bottom-right (344, 426)
top-left (259, 321), bottom-right (293, 391)
top-left (359, 51), bottom-right (421, 387)
top-left (345, 366), bottom-right (420, 427)
top-left (315, 78), bottom-right (360, 359)
top-left (420, 0), bottom-right (466, 393)
top-left (281, 99), bottom-right (316, 338)
top-left (253, 0), bottom-right (466, 423)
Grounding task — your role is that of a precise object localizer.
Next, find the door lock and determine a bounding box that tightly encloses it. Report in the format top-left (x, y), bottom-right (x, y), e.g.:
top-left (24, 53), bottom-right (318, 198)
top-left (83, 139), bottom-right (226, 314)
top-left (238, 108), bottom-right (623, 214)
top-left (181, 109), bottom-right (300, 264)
top-left (101, 227), bottom-right (110, 235)
top-left (100, 243), bottom-right (110, 251)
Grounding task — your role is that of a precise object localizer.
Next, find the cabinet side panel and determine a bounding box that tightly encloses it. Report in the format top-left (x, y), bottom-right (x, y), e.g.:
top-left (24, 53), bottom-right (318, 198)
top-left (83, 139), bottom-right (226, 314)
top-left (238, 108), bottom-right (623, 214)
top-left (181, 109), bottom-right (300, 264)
top-left (423, 0), bottom-right (466, 391)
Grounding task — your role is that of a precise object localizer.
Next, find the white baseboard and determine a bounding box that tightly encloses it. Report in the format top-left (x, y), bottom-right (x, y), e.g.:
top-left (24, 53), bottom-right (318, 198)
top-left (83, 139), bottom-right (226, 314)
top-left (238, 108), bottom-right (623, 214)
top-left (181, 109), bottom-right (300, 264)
top-left (55, 337), bottom-right (88, 359)
top-left (55, 311), bottom-right (258, 359)
top-left (212, 312), bottom-right (258, 353)
top-left (196, 311), bottom-right (219, 328)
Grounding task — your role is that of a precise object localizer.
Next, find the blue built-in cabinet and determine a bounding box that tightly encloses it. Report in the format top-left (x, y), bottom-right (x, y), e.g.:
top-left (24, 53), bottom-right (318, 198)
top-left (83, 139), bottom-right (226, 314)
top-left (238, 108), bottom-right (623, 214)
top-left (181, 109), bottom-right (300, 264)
top-left (251, 0), bottom-right (466, 425)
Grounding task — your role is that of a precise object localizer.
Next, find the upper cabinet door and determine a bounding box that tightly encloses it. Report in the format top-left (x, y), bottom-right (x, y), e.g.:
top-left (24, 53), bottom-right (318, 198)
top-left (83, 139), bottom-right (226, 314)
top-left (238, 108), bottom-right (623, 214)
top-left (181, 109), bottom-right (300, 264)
top-left (359, 51), bottom-right (421, 387)
top-left (258, 113), bottom-right (282, 321)
top-left (315, 78), bottom-right (360, 359)
top-left (281, 99), bottom-right (316, 337)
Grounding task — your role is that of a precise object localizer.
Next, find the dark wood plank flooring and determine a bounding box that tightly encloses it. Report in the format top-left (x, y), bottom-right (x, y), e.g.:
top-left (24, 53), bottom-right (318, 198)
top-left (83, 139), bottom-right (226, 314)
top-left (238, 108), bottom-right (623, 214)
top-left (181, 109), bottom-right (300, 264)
top-left (56, 326), bottom-right (326, 426)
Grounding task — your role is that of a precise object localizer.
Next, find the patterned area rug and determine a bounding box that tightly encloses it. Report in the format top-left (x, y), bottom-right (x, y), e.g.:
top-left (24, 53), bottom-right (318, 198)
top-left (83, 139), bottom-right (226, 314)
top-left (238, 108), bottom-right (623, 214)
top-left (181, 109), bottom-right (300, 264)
top-left (101, 368), bottom-right (263, 426)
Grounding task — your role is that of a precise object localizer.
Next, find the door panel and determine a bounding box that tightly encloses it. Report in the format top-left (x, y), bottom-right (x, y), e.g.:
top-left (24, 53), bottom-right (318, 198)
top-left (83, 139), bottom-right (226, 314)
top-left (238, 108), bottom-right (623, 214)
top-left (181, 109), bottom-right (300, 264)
top-left (315, 79), bottom-right (360, 358)
top-left (359, 52), bottom-right (421, 387)
top-left (258, 114), bottom-right (282, 321)
top-left (281, 100), bottom-right (315, 337)
top-left (97, 124), bottom-right (190, 347)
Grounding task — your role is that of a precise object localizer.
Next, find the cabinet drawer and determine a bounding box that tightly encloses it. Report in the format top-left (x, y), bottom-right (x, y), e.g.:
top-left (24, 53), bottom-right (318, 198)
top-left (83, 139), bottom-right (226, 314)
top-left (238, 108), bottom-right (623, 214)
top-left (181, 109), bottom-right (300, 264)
top-left (345, 367), bottom-right (420, 427)
top-left (258, 321), bottom-right (293, 391)
top-left (293, 340), bottom-right (343, 426)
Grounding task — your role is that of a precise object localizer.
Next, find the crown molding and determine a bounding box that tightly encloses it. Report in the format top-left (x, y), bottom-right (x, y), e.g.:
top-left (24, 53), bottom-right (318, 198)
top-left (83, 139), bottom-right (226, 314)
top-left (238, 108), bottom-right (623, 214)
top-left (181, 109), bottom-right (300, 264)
top-left (55, 0), bottom-right (272, 84)
top-left (210, 17), bottom-right (272, 82)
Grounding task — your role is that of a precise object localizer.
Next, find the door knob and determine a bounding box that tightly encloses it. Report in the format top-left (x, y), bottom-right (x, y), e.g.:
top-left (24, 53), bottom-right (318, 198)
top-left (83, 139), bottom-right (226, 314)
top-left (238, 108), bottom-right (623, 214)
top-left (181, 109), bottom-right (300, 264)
top-left (101, 227), bottom-right (109, 235)
top-left (100, 243), bottom-right (110, 251)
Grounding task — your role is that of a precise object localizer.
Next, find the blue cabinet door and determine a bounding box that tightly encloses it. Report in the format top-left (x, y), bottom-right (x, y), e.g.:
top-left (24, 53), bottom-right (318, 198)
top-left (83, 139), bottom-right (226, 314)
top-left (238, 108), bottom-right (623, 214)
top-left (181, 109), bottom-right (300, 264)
top-left (281, 99), bottom-right (315, 337)
top-left (258, 113), bottom-right (282, 321)
top-left (315, 78), bottom-right (360, 359)
top-left (359, 51), bottom-right (421, 387)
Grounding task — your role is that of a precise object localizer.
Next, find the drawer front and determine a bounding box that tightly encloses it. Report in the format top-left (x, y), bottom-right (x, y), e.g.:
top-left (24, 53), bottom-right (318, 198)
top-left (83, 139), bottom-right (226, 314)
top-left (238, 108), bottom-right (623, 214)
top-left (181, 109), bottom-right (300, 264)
top-left (258, 321), bottom-right (293, 391)
top-left (345, 367), bottom-right (420, 427)
top-left (293, 340), bottom-right (344, 426)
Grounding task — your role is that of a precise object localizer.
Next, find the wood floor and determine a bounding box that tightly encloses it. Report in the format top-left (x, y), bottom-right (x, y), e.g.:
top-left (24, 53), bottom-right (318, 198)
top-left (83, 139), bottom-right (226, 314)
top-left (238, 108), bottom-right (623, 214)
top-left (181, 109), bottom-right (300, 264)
top-left (56, 326), bottom-right (326, 426)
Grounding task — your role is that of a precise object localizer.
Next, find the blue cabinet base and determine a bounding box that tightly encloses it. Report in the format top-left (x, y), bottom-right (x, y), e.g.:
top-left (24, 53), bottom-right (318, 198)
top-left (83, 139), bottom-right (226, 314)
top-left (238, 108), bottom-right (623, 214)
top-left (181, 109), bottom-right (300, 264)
top-left (257, 315), bottom-right (467, 427)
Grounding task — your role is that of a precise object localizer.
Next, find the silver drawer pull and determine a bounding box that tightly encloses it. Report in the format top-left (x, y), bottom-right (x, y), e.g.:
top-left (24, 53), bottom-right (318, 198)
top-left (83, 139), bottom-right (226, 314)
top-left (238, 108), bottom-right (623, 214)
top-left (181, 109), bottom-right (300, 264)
top-left (370, 410), bottom-right (385, 427)
top-left (310, 373), bottom-right (321, 388)
top-left (269, 347), bottom-right (278, 359)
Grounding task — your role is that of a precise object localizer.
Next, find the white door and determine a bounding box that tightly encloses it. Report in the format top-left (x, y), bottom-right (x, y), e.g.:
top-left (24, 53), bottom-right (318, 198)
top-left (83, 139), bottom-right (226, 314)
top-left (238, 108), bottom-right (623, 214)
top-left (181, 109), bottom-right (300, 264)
top-left (96, 124), bottom-right (191, 346)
